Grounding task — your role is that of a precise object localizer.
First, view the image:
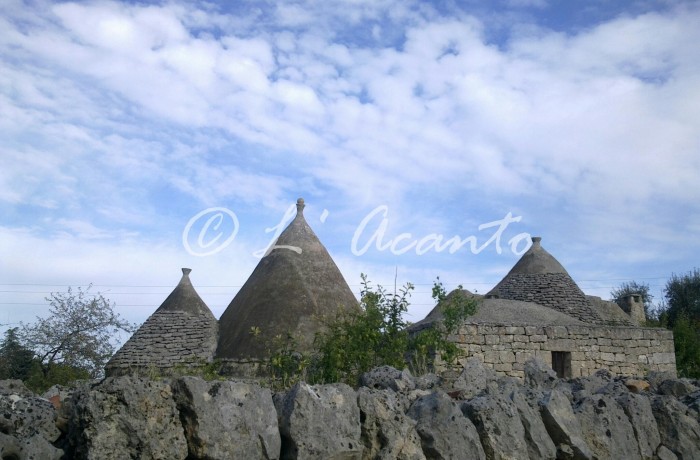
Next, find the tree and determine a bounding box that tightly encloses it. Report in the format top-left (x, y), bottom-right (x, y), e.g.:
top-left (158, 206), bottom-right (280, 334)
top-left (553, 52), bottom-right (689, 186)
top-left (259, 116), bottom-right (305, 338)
top-left (0, 327), bottom-right (35, 380)
top-left (671, 314), bottom-right (700, 378)
top-left (610, 280), bottom-right (654, 321)
top-left (661, 268), bottom-right (700, 328)
top-left (656, 269), bottom-right (700, 378)
top-left (20, 286), bottom-right (136, 380)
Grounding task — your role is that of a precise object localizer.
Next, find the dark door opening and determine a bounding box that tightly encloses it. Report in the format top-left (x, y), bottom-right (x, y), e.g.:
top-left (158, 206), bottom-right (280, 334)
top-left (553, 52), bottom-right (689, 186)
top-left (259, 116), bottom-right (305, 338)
top-left (551, 351), bottom-right (572, 378)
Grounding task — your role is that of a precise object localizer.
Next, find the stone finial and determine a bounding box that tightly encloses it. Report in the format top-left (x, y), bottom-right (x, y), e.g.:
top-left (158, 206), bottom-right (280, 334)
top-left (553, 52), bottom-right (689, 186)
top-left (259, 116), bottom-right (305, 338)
top-left (531, 236), bottom-right (542, 246)
top-left (182, 268), bottom-right (192, 276)
top-left (296, 198), bottom-right (305, 214)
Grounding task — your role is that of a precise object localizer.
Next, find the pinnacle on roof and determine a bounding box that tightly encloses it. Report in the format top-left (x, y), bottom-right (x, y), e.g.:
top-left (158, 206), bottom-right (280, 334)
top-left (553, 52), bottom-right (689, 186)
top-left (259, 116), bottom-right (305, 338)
top-left (216, 197), bottom-right (359, 361)
top-left (502, 236), bottom-right (569, 275)
top-left (155, 267), bottom-right (215, 316)
top-left (486, 236), bottom-right (605, 324)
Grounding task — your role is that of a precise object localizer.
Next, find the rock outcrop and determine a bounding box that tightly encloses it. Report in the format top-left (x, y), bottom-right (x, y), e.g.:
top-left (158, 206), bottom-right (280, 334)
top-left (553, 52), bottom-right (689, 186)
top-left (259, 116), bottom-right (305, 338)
top-left (0, 380), bottom-right (63, 460)
top-left (274, 381), bottom-right (362, 459)
top-left (64, 376), bottom-right (188, 459)
top-left (1, 358), bottom-right (698, 459)
top-left (173, 377), bottom-right (280, 459)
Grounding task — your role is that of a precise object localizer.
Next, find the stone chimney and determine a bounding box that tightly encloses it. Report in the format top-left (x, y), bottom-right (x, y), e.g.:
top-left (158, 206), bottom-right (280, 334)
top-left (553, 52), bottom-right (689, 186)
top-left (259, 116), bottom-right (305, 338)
top-left (617, 293), bottom-right (646, 325)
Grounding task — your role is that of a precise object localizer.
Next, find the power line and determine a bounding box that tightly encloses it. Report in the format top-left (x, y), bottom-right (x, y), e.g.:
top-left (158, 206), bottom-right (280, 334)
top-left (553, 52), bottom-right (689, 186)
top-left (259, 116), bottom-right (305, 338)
top-left (0, 278), bottom-right (671, 289)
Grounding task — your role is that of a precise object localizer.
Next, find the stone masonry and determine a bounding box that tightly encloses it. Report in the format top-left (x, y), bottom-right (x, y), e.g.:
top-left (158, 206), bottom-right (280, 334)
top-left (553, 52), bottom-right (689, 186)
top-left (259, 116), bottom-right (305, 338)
top-left (436, 324), bottom-right (676, 380)
top-left (489, 273), bottom-right (606, 324)
top-left (105, 268), bottom-right (219, 377)
top-left (106, 310), bottom-right (218, 376)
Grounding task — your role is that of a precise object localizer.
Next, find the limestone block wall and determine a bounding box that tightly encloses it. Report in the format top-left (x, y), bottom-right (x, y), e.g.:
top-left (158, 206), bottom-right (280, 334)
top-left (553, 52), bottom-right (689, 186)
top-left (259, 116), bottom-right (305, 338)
top-left (437, 324), bottom-right (676, 380)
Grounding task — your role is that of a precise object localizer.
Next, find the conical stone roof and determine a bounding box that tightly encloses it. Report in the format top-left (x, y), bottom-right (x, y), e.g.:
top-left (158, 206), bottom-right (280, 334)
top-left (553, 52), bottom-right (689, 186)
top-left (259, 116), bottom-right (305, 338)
top-left (410, 290), bottom-right (585, 332)
top-left (105, 268), bottom-right (219, 376)
top-left (216, 198), bottom-right (360, 361)
top-left (486, 237), bottom-right (605, 324)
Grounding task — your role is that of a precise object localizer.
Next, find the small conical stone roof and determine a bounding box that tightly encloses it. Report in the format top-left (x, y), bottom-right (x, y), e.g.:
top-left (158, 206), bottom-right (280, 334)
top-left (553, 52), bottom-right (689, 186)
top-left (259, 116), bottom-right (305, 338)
top-left (217, 198), bottom-right (360, 360)
top-left (105, 268), bottom-right (218, 376)
top-left (486, 237), bottom-right (605, 324)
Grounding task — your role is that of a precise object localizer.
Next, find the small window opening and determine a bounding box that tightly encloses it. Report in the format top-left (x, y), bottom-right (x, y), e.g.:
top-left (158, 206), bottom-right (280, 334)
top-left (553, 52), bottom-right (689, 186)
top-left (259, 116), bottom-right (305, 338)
top-left (551, 351), bottom-right (572, 378)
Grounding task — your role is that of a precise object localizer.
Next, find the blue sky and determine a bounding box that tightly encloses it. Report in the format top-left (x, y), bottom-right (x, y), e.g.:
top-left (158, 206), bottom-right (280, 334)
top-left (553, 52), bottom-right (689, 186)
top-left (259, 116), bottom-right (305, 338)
top-left (1, 0), bottom-right (699, 335)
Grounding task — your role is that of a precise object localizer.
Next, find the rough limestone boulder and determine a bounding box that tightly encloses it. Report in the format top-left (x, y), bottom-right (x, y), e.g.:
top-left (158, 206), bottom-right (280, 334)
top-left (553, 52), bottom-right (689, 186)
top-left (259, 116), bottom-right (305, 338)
top-left (539, 388), bottom-right (593, 459)
top-left (0, 380), bottom-right (63, 460)
top-left (0, 393), bottom-right (60, 442)
top-left (646, 371), bottom-right (677, 391)
top-left (682, 390), bottom-right (700, 418)
top-left (407, 391), bottom-right (485, 460)
top-left (510, 388), bottom-right (556, 460)
top-left (570, 369), bottom-right (612, 402)
top-left (574, 394), bottom-right (640, 459)
top-left (414, 373), bottom-right (441, 391)
top-left (359, 365), bottom-right (416, 392)
top-left (275, 382), bottom-right (362, 459)
top-left (656, 445), bottom-right (680, 460)
top-left (658, 379), bottom-right (699, 398)
top-left (615, 392), bottom-right (661, 460)
top-left (173, 376), bottom-right (280, 459)
top-left (523, 357), bottom-right (558, 391)
top-left (461, 391), bottom-right (529, 460)
top-left (0, 380), bottom-right (33, 397)
top-left (357, 388), bottom-right (425, 460)
top-left (651, 395), bottom-right (700, 460)
top-left (0, 432), bottom-right (21, 458)
top-left (451, 357), bottom-right (498, 400)
top-left (10, 434), bottom-right (64, 460)
top-left (65, 376), bottom-right (188, 460)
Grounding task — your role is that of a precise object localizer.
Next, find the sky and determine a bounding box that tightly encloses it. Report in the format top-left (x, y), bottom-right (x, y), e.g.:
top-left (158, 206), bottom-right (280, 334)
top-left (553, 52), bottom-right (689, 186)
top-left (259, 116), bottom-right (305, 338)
top-left (1, 0), bottom-right (699, 340)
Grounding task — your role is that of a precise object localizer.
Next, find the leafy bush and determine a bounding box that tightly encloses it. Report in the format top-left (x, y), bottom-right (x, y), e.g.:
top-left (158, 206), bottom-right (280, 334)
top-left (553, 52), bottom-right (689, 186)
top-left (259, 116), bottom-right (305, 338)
top-left (308, 274), bottom-right (413, 385)
top-left (267, 274), bottom-right (477, 387)
top-left (409, 279), bottom-right (478, 373)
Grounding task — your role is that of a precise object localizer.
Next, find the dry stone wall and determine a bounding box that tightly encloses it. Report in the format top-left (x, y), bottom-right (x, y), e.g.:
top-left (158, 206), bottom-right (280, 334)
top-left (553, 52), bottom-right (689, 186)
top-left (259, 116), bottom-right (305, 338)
top-left (3, 363), bottom-right (699, 460)
top-left (438, 324), bottom-right (676, 380)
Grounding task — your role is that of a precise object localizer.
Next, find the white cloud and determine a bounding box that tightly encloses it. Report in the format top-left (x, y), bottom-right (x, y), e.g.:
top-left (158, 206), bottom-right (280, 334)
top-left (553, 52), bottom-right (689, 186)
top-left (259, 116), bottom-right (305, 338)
top-left (1, 0), bottom-right (699, 334)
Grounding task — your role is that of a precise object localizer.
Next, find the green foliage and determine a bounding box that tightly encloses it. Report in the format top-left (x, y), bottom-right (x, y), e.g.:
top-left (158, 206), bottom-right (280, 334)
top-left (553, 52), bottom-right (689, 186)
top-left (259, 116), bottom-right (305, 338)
top-left (23, 362), bottom-right (90, 394)
top-left (672, 314), bottom-right (700, 378)
top-left (0, 328), bottom-right (35, 381)
top-left (166, 359), bottom-right (226, 381)
top-left (657, 269), bottom-right (700, 378)
top-left (265, 274), bottom-right (477, 388)
top-left (19, 285), bottom-right (137, 381)
top-left (267, 334), bottom-right (310, 390)
top-left (410, 278), bottom-right (478, 372)
top-left (309, 274), bottom-right (413, 385)
top-left (662, 269), bottom-right (700, 327)
top-left (610, 280), bottom-right (654, 322)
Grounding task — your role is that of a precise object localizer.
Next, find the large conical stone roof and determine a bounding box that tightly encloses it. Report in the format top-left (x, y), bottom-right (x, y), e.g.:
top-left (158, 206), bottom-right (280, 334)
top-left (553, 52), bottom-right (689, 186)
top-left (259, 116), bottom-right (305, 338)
top-left (217, 198), bottom-right (360, 360)
top-left (105, 268), bottom-right (218, 376)
top-left (486, 237), bottom-right (605, 324)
